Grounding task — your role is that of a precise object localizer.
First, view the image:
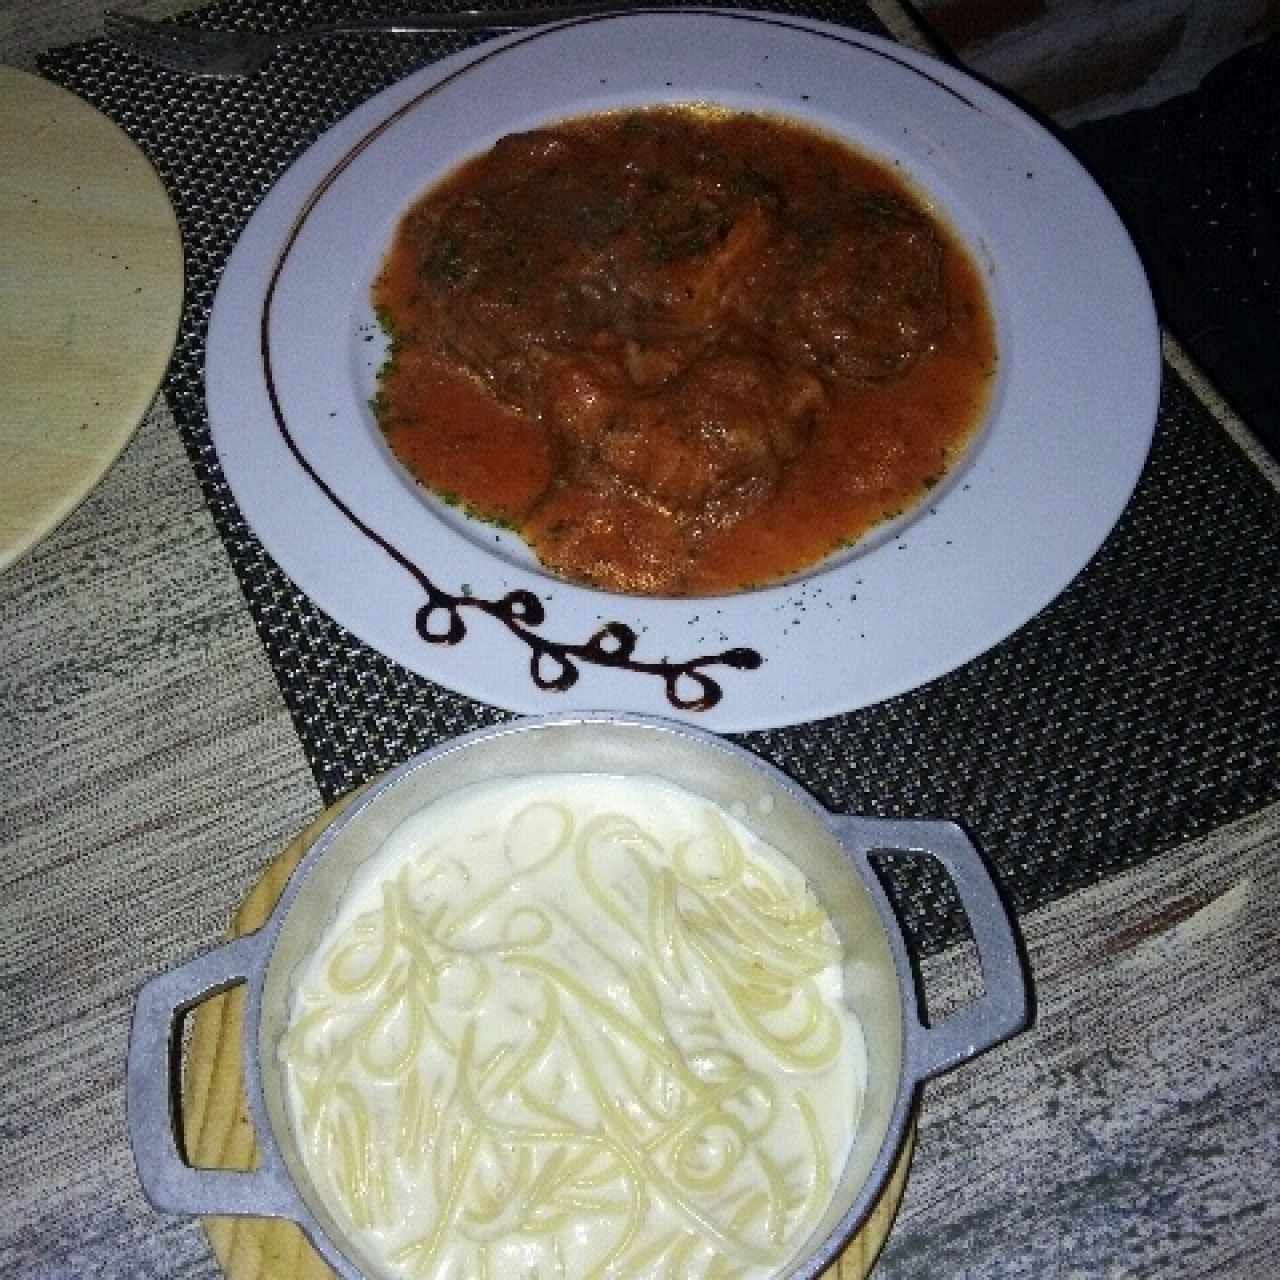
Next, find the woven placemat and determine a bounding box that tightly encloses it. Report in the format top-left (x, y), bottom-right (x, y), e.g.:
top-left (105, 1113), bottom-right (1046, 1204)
top-left (40, 0), bottom-right (1280, 953)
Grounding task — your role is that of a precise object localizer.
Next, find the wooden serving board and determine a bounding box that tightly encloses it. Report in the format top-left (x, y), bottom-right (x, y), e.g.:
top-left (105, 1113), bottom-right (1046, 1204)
top-left (0, 68), bottom-right (182, 571)
top-left (182, 795), bottom-right (915, 1280)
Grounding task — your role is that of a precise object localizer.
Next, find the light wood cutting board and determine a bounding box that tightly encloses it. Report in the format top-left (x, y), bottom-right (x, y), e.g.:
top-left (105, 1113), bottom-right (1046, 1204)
top-left (0, 67), bottom-right (182, 570)
top-left (181, 795), bottom-right (916, 1280)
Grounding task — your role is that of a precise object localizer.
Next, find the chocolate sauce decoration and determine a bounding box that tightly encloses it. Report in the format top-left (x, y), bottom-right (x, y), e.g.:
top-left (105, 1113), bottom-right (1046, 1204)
top-left (416, 584), bottom-right (763, 711)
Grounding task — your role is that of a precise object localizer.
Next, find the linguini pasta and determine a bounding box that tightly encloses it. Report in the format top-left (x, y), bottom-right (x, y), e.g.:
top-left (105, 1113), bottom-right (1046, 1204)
top-left (280, 775), bottom-right (866, 1279)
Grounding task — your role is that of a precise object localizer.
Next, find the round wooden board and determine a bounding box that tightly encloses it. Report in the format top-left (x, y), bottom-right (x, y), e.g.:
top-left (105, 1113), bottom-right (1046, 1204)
top-left (0, 68), bottom-right (183, 571)
top-left (181, 793), bottom-right (916, 1280)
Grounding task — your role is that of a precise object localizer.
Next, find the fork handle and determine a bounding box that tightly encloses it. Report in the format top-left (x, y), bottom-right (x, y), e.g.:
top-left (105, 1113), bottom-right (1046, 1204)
top-left (279, 3), bottom-right (649, 42)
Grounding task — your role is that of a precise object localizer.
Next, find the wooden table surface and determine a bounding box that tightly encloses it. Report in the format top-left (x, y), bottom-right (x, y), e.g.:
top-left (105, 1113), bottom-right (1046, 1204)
top-left (2, 3), bottom-right (1277, 1278)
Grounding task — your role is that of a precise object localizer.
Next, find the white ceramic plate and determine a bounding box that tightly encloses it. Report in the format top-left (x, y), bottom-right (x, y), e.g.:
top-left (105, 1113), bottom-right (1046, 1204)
top-left (208, 9), bottom-right (1159, 731)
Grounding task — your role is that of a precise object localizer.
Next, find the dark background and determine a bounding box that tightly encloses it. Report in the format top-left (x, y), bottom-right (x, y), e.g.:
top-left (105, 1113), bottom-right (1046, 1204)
top-left (1068, 35), bottom-right (1279, 461)
top-left (911, 9), bottom-right (1280, 461)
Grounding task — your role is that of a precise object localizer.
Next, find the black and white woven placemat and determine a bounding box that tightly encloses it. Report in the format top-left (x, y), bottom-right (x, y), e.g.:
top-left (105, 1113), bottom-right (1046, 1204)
top-left (40, 0), bottom-right (1280, 952)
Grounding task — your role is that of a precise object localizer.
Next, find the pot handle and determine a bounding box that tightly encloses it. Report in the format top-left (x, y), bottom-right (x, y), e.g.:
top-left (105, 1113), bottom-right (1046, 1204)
top-left (835, 816), bottom-right (1030, 1082)
top-left (127, 933), bottom-right (305, 1219)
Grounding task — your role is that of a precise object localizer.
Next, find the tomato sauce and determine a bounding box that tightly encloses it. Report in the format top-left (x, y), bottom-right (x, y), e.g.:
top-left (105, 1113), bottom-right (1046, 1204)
top-left (373, 108), bottom-right (996, 596)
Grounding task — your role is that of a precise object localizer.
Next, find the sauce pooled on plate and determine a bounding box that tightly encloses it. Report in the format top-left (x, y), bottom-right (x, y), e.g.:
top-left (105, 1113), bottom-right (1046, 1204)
top-left (374, 107), bottom-right (996, 595)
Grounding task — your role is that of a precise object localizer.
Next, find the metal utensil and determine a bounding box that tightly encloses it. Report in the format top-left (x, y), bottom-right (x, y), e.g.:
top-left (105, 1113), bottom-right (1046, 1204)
top-left (102, 4), bottom-right (634, 77)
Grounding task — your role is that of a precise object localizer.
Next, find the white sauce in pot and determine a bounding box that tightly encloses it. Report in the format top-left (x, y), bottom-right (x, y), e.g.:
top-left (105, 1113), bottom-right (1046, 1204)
top-left (280, 774), bottom-right (866, 1279)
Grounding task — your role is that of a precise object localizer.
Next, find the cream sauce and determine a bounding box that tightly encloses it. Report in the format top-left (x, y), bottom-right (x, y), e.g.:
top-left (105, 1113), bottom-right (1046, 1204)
top-left (280, 774), bottom-right (866, 1279)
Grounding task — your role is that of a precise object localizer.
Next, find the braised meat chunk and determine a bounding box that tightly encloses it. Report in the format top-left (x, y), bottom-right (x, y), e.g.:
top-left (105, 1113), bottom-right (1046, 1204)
top-left (531, 350), bottom-right (824, 592)
top-left (403, 116), bottom-right (778, 412)
top-left (768, 194), bottom-right (947, 382)
top-left (544, 352), bottom-right (820, 517)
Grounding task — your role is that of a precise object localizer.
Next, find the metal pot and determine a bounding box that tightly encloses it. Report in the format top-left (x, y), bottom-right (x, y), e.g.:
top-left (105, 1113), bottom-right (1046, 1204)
top-left (128, 712), bottom-right (1029, 1278)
